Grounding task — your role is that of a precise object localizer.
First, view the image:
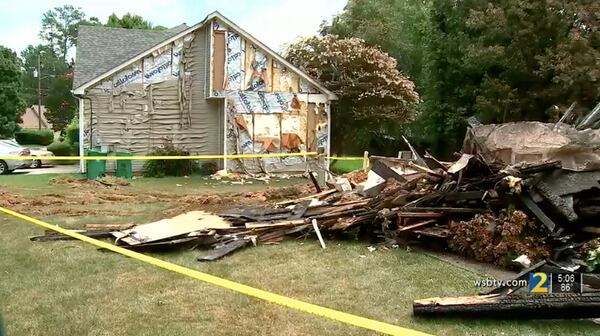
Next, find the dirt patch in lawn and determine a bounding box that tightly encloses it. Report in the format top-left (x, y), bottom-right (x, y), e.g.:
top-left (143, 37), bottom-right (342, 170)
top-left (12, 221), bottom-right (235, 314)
top-left (0, 190), bottom-right (25, 206)
top-left (49, 175), bottom-right (130, 188)
top-left (4, 178), bottom-right (317, 218)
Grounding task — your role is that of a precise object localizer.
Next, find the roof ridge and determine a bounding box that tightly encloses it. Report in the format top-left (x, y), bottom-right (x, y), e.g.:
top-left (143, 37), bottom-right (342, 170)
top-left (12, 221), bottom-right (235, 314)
top-left (78, 24), bottom-right (186, 33)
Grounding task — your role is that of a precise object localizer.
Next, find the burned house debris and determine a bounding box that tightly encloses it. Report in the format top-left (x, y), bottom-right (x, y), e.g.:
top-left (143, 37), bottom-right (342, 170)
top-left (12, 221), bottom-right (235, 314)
top-left (32, 113), bottom-right (600, 320)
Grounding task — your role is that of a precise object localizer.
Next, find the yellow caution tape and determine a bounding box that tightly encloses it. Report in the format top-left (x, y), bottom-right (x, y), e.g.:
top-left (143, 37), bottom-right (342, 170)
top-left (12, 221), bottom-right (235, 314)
top-left (328, 157), bottom-right (366, 161)
top-left (0, 206), bottom-right (432, 336)
top-left (0, 152), bottom-right (319, 161)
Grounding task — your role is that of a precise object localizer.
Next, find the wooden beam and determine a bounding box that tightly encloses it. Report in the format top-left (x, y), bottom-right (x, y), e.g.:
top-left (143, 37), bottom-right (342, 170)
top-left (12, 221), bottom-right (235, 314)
top-left (397, 219), bottom-right (437, 232)
top-left (414, 293), bottom-right (600, 319)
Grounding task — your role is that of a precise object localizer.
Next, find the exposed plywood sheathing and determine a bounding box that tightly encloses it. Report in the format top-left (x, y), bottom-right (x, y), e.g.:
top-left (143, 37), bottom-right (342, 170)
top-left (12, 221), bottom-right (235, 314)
top-left (212, 31), bottom-right (226, 91)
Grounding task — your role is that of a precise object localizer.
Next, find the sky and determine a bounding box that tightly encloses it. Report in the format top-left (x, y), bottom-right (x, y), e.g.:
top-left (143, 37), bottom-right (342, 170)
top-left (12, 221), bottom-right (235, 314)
top-left (0, 0), bottom-right (347, 57)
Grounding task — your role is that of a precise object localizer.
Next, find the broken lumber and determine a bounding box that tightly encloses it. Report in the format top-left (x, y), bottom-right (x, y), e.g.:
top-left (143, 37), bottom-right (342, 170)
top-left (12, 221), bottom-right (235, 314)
top-left (85, 223), bottom-right (135, 231)
top-left (198, 239), bottom-right (250, 261)
top-left (413, 293), bottom-right (600, 319)
top-left (397, 220), bottom-right (437, 232)
top-left (370, 160), bottom-right (406, 182)
top-left (30, 230), bottom-right (113, 241)
top-left (276, 189), bottom-right (336, 206)
top-left (519, 193), bottom-right (557, 232)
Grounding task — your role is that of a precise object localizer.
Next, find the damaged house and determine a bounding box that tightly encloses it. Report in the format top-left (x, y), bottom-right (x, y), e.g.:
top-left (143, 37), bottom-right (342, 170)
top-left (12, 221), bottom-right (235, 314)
top-left (72, 11), bottom-right (337, 173)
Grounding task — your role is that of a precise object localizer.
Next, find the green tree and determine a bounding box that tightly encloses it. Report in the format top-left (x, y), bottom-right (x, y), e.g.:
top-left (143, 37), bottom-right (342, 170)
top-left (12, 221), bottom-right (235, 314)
top-left (20, 45), bottom-right (67, 106)
top-left (286, 35), bottom-right (419, 154)
top-left (45, 74), bottom-right (76, 132)
top-left (39, 5), bottom-right (86, 62)
top-left (0, 46), bottom-right (25, 138)
top-left (418, 0), bottom-right (600, 156)
top-left (323, 0), bottom-right (432, 86)
top-left (106, 13), bottom-right (166, 30)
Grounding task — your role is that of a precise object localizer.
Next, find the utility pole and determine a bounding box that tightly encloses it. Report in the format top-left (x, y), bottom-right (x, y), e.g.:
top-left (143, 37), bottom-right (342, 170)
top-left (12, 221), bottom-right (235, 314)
top-left (37, 52), bottom-right (42, 130)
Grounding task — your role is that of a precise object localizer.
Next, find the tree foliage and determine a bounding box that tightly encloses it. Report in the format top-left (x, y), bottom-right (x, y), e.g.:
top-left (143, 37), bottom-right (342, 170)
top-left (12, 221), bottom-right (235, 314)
top-left (323, 0), bottom-right (431, 85)
top-left (286, 35), bottom-right (419, 154)
top-left (34, 7), bottom-right (163, 133)
top-left (325, 0), bottom-right (600, 156)
top-left (106, 13), bottom-right (166, 30)
top-left (45, 75), bottom-right (76, 132)
top-left (419, 0), bottom-right (600, 156)
top-left (0, 46), bottom-right (24, 138)
top-left (40, 5), bottom-right (86, 62)
top-left (20, 45), bottom-right (68, 106)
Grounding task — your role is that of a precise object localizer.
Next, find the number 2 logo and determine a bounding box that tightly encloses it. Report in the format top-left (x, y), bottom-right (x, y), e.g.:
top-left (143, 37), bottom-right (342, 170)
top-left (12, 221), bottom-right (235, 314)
top-left (529, 272), bottom-right (550, 293)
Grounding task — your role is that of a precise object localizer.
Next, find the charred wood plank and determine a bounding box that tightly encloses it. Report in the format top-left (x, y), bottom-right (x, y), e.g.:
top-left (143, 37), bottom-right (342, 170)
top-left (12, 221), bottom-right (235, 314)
top-left (519, 193), bottom-right (557, 232)
top-left (197, 239), bottom-right (250, 261)
top-left (412, 226), bottom-right (449, 239)
top-left (30, 230), bottom-right (113, 241)
top-left (413, 293), bottom-right (600, 319)
top-left (399, 207), bottom-right (486, 214)
top-left (397, 219), bottom-right (437, 232)
top-left (308, 171), bottom-right (322, 193)
top-left (517, 161), bottom-right (561, 175)
top-left (370, 160), bottom-right (406, 182)
top-left (290, 200), bottom-right (311, 220)
top-left (85, 223), bottom-right (135, 231)
top-left (119, 236), bottom-right (212, 252)
top-left (276, 189), bottom-right (337, 206)
top-left (443, 191), bottom-right (486, 202)
top-left (245, 219), bottom-right (307, 229)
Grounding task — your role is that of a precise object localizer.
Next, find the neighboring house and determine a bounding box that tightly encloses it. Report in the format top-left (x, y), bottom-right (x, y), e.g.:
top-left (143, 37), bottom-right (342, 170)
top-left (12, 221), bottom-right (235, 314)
top-left (72, 11), bottom-right (336, 173)
top-left (19, 105), bottom-right (52, 129)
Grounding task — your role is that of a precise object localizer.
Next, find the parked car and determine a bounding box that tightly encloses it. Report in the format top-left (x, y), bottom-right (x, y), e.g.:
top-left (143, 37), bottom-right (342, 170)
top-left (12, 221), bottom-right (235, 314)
top-left (25, 147), bottom-right (55, 168)
top-left (0, 139), bottom-right (31, 174)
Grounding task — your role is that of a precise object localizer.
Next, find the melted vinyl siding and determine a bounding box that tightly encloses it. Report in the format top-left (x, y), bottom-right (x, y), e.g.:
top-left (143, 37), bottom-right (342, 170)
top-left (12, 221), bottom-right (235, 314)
top-left (82, 25), bottom-right (223, 172)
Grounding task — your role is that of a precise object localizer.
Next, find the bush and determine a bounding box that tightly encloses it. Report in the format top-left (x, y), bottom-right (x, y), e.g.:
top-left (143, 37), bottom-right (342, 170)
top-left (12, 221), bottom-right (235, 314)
top-left (143, 143), bottom-right (196, 177)
top-left (14, 129), bottom-right (54, 146)
top-left (197, 161), bottom-right (218, 175)
top-left (47, 141), bottom-right (73, 156)
top-left (65, 117), bottom-right (79, 145)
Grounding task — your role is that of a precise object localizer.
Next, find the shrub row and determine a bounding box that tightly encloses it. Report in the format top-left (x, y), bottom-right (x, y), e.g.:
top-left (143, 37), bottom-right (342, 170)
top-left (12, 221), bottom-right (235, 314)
top-left (14, 129), bottom-right (54, 146)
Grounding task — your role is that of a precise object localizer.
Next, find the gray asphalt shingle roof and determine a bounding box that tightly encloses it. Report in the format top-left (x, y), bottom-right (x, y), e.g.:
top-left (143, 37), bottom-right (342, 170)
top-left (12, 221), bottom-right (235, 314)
top-left (73, 24), bottom-right (188, 89)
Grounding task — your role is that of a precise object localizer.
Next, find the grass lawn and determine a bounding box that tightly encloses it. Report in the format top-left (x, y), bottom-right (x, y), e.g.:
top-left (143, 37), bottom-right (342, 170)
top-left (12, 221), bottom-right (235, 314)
top-left (330, 158), bottom-right (364, 173)
top-left (0, 173), bottom-right (597, 335)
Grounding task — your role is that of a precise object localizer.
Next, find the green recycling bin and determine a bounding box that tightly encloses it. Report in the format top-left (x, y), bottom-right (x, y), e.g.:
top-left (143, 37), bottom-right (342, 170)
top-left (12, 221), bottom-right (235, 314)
top-left (85, 149), bottom-right (108, 179)
top-left (115, 152), bottom-right (133, 179)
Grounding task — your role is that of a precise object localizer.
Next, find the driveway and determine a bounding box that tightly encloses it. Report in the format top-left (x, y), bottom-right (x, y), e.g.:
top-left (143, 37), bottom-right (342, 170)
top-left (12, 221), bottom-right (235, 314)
top-left (17, 164), bottom-right (80, 175)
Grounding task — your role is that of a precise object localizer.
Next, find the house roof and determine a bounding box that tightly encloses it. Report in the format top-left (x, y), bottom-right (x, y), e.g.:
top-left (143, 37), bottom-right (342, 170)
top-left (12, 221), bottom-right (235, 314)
top-left (72, 11), bottom-right (337, 100)
top-left (20, 105), bottom-right (51, 129)
top-left (73, 24), bottom-right (188, 89)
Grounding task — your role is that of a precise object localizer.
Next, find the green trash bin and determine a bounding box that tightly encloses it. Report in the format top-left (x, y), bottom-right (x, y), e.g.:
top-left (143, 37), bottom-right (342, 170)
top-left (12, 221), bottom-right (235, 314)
top-left (115, 152), bottom-right (133, 179)
top-left (85, 149), bottom-right (108, 179)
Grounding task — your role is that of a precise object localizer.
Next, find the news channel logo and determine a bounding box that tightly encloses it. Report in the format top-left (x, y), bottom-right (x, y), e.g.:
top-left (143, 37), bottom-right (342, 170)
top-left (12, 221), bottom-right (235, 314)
top-left (528, 272), bottom-right (550, 293)
top-left (528, 272), bottom-right (581, 294)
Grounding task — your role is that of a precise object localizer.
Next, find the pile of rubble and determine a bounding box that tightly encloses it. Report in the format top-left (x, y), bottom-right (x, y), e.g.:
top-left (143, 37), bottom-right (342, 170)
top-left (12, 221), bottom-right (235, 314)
top-left (34, 143), bottom-right (600, 273)
top-left (32, 118), bottom-right (600, 318)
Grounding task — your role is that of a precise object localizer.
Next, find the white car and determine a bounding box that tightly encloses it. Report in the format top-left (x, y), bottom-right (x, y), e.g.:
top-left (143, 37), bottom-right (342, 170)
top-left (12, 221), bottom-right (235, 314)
top-left (25, 147), bottom-right (55, 168)
top-left (0, 140), bottom-right (31, 174)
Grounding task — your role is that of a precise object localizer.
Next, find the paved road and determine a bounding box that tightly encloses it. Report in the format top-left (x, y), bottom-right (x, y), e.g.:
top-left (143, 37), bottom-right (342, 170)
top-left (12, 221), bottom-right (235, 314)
top-left (17, 164), bottom-right (80, 175)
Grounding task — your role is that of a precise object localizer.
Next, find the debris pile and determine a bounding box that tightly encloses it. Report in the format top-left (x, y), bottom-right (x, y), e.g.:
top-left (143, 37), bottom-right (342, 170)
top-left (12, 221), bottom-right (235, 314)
top-left (32, 120), bottom-right (600, 279)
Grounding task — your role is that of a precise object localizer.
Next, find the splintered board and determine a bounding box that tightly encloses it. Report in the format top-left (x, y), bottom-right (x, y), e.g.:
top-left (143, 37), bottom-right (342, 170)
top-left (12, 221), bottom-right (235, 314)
top-left (111, 211), bottom-right (231, 245)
